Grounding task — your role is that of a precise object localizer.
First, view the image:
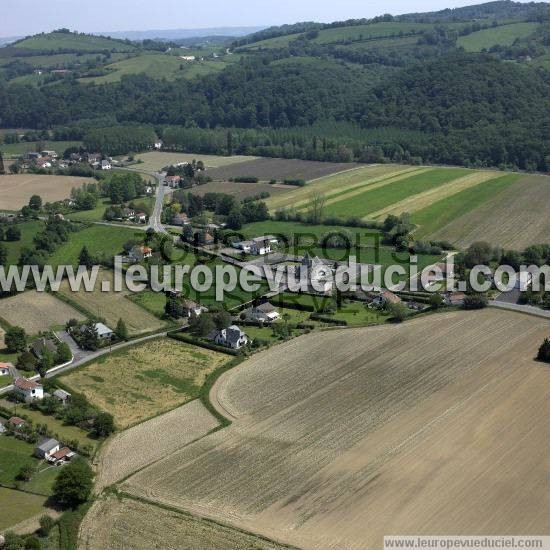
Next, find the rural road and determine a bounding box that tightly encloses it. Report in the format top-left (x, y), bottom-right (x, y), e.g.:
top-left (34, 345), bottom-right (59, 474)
top-left (489, 301), bottom-right (550, 319)
top-left (148, 175), bottom-right (169, 235)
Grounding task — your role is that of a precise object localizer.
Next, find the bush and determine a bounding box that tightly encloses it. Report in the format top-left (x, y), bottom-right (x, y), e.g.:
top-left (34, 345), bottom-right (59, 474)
top-left (5, 326), bottom-right (27, 353)
top-left (537, 338), bottom-right (550, 363)
top-left (233, 176), bottom-right (259, 183)
top-left (387, 302), bottom-right (408, 323)
top-left (283, 178), bottom-right (306, 186)
top-left (309, 314), bottom-right (347, 325)
top-left (463, 294), bottom-right (488, 310)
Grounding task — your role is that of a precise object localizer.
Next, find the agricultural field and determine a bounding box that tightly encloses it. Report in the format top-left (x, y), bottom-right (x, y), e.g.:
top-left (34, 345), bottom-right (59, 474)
top-left (80, 496), bottom-right (284, 550)
top-left (127, 151), bottom-right (258, 174)
top-left (0, 140), bottom-right (81, 158)
top-left (188, 180), bottom-right (292, 201)
top-left (121, 309), bottom-right (550, 549)
top-left (95, 400), bottom-right (218, 491)
top-left (57, 269), bottom-right (167, 336)
top-left (0, 290), bottom-right (85, 334)
top-left (47, 224), bottom-right (139, 268)
top-left (457, 22), bottom-right (539, 52)
top-left (207, 157), bottom-right (363, 182)
top-left (61, 338), bottom-right (230, 428)
top-left (0, 488), bottom-right (50, 532)
top-left (429, 174), bottom-right (550, 249)
top-left (0, 174), bottom-right (94, 210)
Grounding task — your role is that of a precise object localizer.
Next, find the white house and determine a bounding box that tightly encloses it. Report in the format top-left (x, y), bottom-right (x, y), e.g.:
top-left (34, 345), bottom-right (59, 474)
top-left (101, 159), bottom-right (112, 170)
top-left (14, 377), bottom-right (44, 402)
top-left (34, 438), bottom-right (60, 460)
top-left (129, 245), bottom-right (153, 262)
top-left (135, 212), bottom-right (147, 223)
top-left (180, 299), bottom-right (208, 318)
top-left (250, 237), bottom-right (272, 255)
top-left (243, 303), bottom-right (280, 323)
top-left (209, 325), bottom-right (248, 350)
top-left (154, 140), bottom-right (163, 150)
top-left (0, 363), bottom-right (11, 376)
top-left (0, 420), bottom-right (6, 434)
top-left (95, 323), bottom-right (114, 340)
top-left (297, 254), bottom-right (333, 293)
top-left (180, 55), bottom-right (196, 61)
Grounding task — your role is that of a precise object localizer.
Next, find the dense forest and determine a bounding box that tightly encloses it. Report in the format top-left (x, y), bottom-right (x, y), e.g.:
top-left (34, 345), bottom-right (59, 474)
top-left (1, 1), bottom-right (550, 171)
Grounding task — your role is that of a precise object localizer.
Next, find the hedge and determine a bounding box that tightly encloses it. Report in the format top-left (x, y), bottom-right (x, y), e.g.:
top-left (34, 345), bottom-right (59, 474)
top-left (168, 333), bottom-right (241, 356)
top-left (270, 298), bottom-right (315, 312)
top-left (309, 314), bottom-right (347, 326)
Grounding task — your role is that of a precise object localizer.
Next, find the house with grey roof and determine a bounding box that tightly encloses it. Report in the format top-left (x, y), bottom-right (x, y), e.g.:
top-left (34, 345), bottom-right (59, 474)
top-left (243, 302), bottom-right (280, 323)
top-left (208, 325), bottom-right (248, 350)
top-left (34, 438), bottom-right (60, 460)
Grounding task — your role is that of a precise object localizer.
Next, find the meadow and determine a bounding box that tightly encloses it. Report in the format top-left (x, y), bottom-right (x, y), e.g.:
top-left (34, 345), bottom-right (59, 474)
top-left (457, 22), bottom-right (539, 52)
top-left (0, 174), bottom-right (93, 210)
top-left (0, 488), bottom-right (50, 532)
top-left (121, 309), bottom-right (550, 549)
top-left (0, 140), bottom-right (81, 158)
top-left (61, 338), bottom-right (230, 428)
top-left (2, 220), bottom-right (44, 265)
top-left (0, 290), bottom-right (85, 334)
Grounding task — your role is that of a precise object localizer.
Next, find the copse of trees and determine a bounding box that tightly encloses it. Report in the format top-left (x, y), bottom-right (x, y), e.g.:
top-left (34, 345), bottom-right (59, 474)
top-left (83, 125), bottom-right (156, 156)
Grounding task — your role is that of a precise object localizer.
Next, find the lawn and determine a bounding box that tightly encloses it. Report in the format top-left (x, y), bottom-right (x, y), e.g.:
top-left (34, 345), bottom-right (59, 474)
top-left (412, 173), bottom-right (518, 238)
top-left (0, 140), bottom-right (81, 158)
top-left (457, 22), bottom-right (539, 52)
top-left (47, 224), bottom-right (140, 268)
top-left (0, 487), bottom-right (50, 531)
top-left (330, 302), bottom-right (390, 326)
top-left (0, 375), bottom-right (13, 388)
top-left (67, 199), bottom-right (110, 222)
top-left (320, 168), bottom-right (470, 219)
top-left (61, 338), bottom-right (231, 428)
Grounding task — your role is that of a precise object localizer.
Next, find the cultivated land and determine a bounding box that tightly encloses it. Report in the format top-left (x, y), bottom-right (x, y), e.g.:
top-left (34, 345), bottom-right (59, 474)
top-left (188, 180), bottom-right (293, 201)
top-left (62, 338), bottom-right (230, 428)
top-left (0, 290), bottom-right (85, 334)
top-left (79, 496), bottom-right (285, 550)
top-left (429, 173), bottom-right (550, 249)
top-left (207, 158), bottom-right (363, 182)
top-left (121, 310), bottom-right (550, 549)
top-left (127, 151), bottom-right (258, 173)
top-left (94, 399), bottom-right (219, 491)
top-left (57, 269), bottom-right (167, 336)
top-left (0, 174), bottom-right (94, 210)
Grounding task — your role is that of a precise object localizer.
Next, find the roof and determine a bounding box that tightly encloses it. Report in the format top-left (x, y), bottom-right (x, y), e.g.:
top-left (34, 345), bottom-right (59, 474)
top-left (255, 302), bottom-right (276, 313)
top-left (51, 447), bottom-right (74, 461)
top-left (225, 326), bottom-right (246, 345)
top-left (0, 362), bottom-right (12, 370)
top-left (95, 323), bottom-right (113, 337)
top-left (135, 212), bottom-right (147, 218)
top-left (15, 377), bottom-right (42, 391)
top-left (251, 236), bottom-right (271, 243)
top-left (382, 290), bottom-right (401, 304)
top-left (36, 438), bottom-right (59, 453)
top-left (9, 416), bottom-right (25, 426)
top-left (181, 299), bottom-right (200, 309)
top-left (133, 245), bottom-right (152, 254)
top-left (53, 389), bottom-right (71, 400)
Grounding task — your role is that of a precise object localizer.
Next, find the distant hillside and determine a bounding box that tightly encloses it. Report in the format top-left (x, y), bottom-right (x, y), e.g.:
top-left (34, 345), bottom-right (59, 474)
top-left (98, 26), bottom-right (266, 41)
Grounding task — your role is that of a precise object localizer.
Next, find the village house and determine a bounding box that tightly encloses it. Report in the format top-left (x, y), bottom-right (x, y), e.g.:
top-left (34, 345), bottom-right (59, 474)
top-left (121, 207), bottom-right (135, 220)
top-left (0, 363), bottom-right (11, 376)
top-left (41, 150), bottom-right (57, 158)
top-left (209, 325), bottom-right (248, 350)
top-left (129, 244), bottom-right (153, 262)
top-left (31, 338), bottom-right (57, 360)
top-left (250, 237), bottom-right (272, 256)
top-left (233, 240), bottom-right (254, 253)
top-left (25, 151), bottom-right (40, 161)
top-left (297, 254), bottom-right (333, 293)
top-left (135, 212), bottom-right (147, 223)
top-left (80, 322), bottom-right (114, 341)
top-left (14, 377), bottom-right (44, 402)
top-left (181, 298), bottom-right (208, 317)
top-left (9, 417), bottom-right (26, 429)
top-left (49, 447), bottom-right (76, 464)
top-left (203, 232), bottom-right (215, 245)
top-left (34, 438), bottom-right (60, 460)
top-left (172, 212), bottom-right (190, 226)
top-left (154, 139), bottom-right (163, 150)
top-left (243, 302), bottom-right (280, 323)
top-left (101, 159), bottom-right (112, 170)
top-left (36, 157), bottom-right (52, 169)
top-left (53, 389), bottom-right (72, 406)
top-left (165, 175), bottom-right (181, 188)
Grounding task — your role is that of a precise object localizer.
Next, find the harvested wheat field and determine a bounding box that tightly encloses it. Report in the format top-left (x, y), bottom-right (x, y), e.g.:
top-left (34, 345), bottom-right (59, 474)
top-left (79, 496), bottom-right (287, 550)
top-left (121, 310), bottom-right (550, 549)
top-left (58, 269), bottom-right (166, 336)
top-left (0, 290), bottom-right (85, 334)
top-left (94, 400), bottom-right (218, 491)
top-left (0, 174), bottom-right (94, 210)
top-left (430, 174), bottom-right (550, 250)
top-left (62, 338), bottom-right (230, 428)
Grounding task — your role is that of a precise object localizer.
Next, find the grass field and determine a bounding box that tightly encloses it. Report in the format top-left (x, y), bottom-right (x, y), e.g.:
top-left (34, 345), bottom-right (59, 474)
top-left (0, 290), bottom-right (85, 334)
top-left (121, 309), bottom-right (550, 548)
top-left (0, 174), bottom-right (94, 210)
top-left (2, 220), bottom-right (44, 265)
top-left (14, 32), bottom-right (137, 52)
top-left (58, 269), bottom-right (167, 336)
top-left (80, 496), bottom-right (283, 550)
top-left (127, 151), bottom-right (258, 174)
top-left (0, 140), bottom-right (81, 158)
top-left (207, 157), bottom-right (363, 182)
top-left (457, 22), bottom-right (539, 52)
top-left (47, 225), bottom-right (139, 268)
top-left (0, 488), bottom-right (50, 531)
top-left (429, 173), bottom-right (550, 249)
top-left (62, 338), bottom-right (230, 428)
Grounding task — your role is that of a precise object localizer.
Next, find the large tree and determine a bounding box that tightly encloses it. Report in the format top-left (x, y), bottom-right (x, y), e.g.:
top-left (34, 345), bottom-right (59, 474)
top-left (52, 458), bottom-right (93, 509)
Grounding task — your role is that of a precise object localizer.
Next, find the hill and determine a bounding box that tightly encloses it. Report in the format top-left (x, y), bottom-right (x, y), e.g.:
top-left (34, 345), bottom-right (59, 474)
top-left (12, 30), bottom-right (137, 52)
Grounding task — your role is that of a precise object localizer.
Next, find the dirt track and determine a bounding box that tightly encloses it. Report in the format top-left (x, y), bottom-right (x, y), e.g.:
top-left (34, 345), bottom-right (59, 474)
top-left (117, 310), bottom-right (550, 549)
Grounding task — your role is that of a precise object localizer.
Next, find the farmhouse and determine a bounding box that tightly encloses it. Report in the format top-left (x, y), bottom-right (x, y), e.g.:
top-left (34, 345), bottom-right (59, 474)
top-left (14, 377), bottom-right (44, 402)
top-left (372, 290), bottom-right (402, 307)
top-left (53, 389), bottom-right (72, 406)
top-left (34, 437), bottom-right (60, 460)
top-left (135, 212), bottom-right (147, 223)
top-left (297, 254), bottom-right (333, 293)
top-left (31, 338), bottom-right (57, 359)
top-left (243, 303), bottom-right (280, 323)
top-left (101, 160), bottom-right (112, 170)
top-left (81, 322), bottom-right (114, 341)
top-left (154, 140), bottom-right (163, 150)
top-left (180, 299), bottom-right (208, 318)
top-left (446, 292), bottom-right (467, 306)
top-left (250, 237), bottom-right (272, 256)
top-left (49, 447), bottom-right (76, 463)
top-left (129, 245), bottom-right (153, 262)
top-left (41, 150), bottom-right (57, 158)
top-left (165, 175), bottom-right (181, 188)
top-left (208, 325), bottom-right (248, 350)
top-left (172, 212), bottom-right (190, 226)
top-left (0, 363), bottom-right (12, 376)
top-left (233, 240), bottom-right (254, 253)
top-left (122, 207), bottom-right (135, 219)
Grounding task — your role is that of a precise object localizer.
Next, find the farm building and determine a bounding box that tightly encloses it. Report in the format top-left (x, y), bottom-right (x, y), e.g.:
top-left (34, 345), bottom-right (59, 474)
top-left (243, 303), bottom-right (280, 323)
top-left (101, 160), bottom-right (112, 170)
top-left (53, 389), bottom-right (72, 406)
top-left (0, 363), bottom-right (12, 376)
top-left (34, 438), bottom-right (60, 460)
top-left (250, 237), bottom-right (272, 255)
top-left (208, 325), bottom-right (248, 350)
top-left (165, 175), bottom-right (181, 188)
top-left (14, 377), bottom-right (44, 402)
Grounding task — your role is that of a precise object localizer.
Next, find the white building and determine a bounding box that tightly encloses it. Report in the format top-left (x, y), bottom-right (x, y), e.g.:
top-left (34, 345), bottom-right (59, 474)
top-left (34, 438), bottom-right (60, 460)
top-left (243, 303), bottom-right (280, 323)
top-left (209, 325), bottom-right (248, 350)
top-left (14, 377), bottom-right (44, 402)
top-left (101, 159), bottom-right (112, 170)
top-left (297, 254), bottom-right (333, 293)
top-left (0, 363), bottom-right (11, 376)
